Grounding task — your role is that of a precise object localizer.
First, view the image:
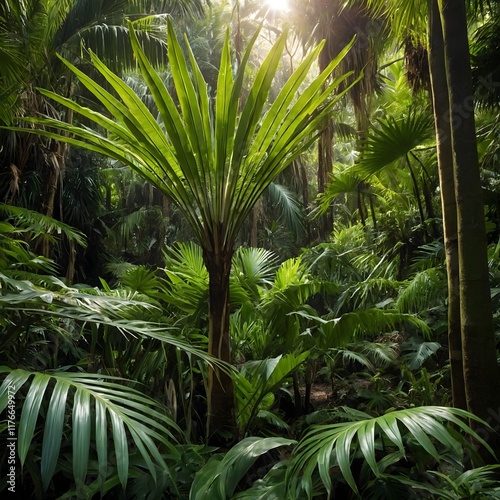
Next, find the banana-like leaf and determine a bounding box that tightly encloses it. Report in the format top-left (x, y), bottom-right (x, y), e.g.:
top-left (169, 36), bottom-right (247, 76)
top-left (190, 436), bottom-right (296, 500)
top-left (287, 406), bottom-right (494, 497)
top-left (0, 368), bottom-right (181, 492)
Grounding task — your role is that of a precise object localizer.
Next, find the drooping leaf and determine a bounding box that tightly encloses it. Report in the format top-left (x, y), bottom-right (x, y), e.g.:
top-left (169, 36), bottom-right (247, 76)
top-left (0, 369), bottom-right (180, 491)
top-left (190, 436), bottom-right (296, 500)
top-left (288, 406), bottom-right (493, 497)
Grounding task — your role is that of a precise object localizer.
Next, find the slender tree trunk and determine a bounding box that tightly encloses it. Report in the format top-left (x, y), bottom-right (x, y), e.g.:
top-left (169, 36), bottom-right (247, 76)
top-left (204, 245), bottom-right (238, 445)
top-left (428, 0), bottom-right (466, 409)
top-left (357, 184), bottom-right (366, 226)
top-left (369, 194), bottom-right (377, 229)
top-left (317, 119), bottom-right (334, 238)
top-left (250, 198), bottom-right (263, 247)
top-left (405, 154), bottom-right (426, 227)
top-left (440, 0), bottom-right (500, 438)
top-left (41, 143), bottom-right (65, 257)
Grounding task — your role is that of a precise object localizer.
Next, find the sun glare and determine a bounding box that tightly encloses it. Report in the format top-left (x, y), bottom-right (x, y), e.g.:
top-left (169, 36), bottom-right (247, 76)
top-left (266, 0), bottom-right (290, 12)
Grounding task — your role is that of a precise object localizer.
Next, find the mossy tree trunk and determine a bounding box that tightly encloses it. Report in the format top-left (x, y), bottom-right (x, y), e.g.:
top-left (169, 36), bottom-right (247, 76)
top-left (428, 0), bottom-right (466, 410)
top-left (440, 0), bottom-right (500, 443)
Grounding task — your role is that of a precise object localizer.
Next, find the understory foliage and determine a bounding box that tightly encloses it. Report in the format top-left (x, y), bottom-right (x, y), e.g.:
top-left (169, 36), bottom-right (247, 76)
top-left (1, 211), bottom-right (500, 499)
top-left (2, 1), bottom-right (500, 498)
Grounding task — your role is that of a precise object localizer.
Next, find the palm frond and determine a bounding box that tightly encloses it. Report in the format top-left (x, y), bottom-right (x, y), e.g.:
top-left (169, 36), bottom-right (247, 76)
top-left (354, 109), bottom-right (434, 179)
top-left (400, 336), bottom-right (441, 370)
top-left (265, 183), bottom-right (306, 237)
top-left (396, 267), bottom-right (446, 313)
top-left (0, 203), bottom-right (87, 247)
top-left (393, 465), bottom-right (500, 498)
top-left (0, 368), bottom-right (181, 492)
top-left (287, 406), bottom-right (494, 497)
top-left (293, 308), bottom-right (431, 349)
top-left (158, 241), bottom-right (209, 315)
top-left (0, 276), bottom-right (219, 365)
top-left (190, 436), bottom-right (296, 500)
top-left (231, 247), bottom-right (279, 304)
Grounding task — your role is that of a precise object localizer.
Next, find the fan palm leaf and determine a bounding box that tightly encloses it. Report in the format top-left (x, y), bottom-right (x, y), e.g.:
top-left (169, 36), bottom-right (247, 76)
top-left (265, 183), bottom-right (306, 237)
top-left (353, 109), bottom-right (434, 179)
top-left (14, 20), bottom-right (357, 250)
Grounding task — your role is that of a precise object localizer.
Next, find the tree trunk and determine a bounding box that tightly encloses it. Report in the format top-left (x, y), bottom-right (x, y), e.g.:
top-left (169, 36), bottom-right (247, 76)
top-left (428, 0), bottom-right (466, 409)
top-left (204, 245), bottom-right (238, 445)
top-left (440, 0), bottom-right (500, 439)
top-left (317, 119), bottom-right (334, 238)
top-left (250, 198), bottom-right (263, 247)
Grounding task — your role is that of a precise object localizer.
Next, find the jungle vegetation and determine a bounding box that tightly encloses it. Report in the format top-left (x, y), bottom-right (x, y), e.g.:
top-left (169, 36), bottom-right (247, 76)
top-left (1, 0), bottom-right (500, 498)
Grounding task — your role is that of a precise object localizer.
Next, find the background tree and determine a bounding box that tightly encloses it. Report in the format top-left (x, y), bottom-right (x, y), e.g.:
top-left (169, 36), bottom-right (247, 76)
top-left (0, 0), bottom-right (205, 267)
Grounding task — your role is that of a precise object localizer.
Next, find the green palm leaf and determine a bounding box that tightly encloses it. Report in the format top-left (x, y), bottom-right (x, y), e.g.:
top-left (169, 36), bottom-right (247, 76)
top-left (0, 277), bottom-right (221, 367)
top-left (293, 308), bottom-right (431, 349)
top-left (288, 406), bottom-right (494, 497)
top-left (266, 183), bottom-right (306, 237)
top-left (354, 110), bottom-right (434, 179)
top-left (0, 203), bottom-right (87, 248)
top-left (0, 368), bottom-right (181, 492)
top-left (190, 436), bottom-right (296, 500)
top-left (8, 18), bottom-right (357, 254)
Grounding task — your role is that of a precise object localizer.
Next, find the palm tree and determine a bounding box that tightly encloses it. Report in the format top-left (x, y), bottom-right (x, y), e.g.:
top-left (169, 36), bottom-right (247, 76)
top-left (16, 19), bottom-right (357, 442)
top-left (288, 0), bottom-right (387, 237)
top-left (427, 0), bottom-right (465, 410)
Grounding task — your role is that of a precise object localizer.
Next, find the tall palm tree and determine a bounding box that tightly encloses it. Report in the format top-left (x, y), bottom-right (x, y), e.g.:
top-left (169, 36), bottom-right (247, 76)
top-left (427, 0), bottom-right (465, 409)
top-left (15, 19), bottom-right (357, 442)
top-left (289, 0), bottom-right (387, 237)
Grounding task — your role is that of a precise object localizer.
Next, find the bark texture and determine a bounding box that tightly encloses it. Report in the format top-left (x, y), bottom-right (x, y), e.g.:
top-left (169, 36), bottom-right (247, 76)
top-left (428, 0), bottom-right (466, 410)
top-left (204, 243), bottom-right (238, 445)
top-left (440, 0), bottom-right (500, 436)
